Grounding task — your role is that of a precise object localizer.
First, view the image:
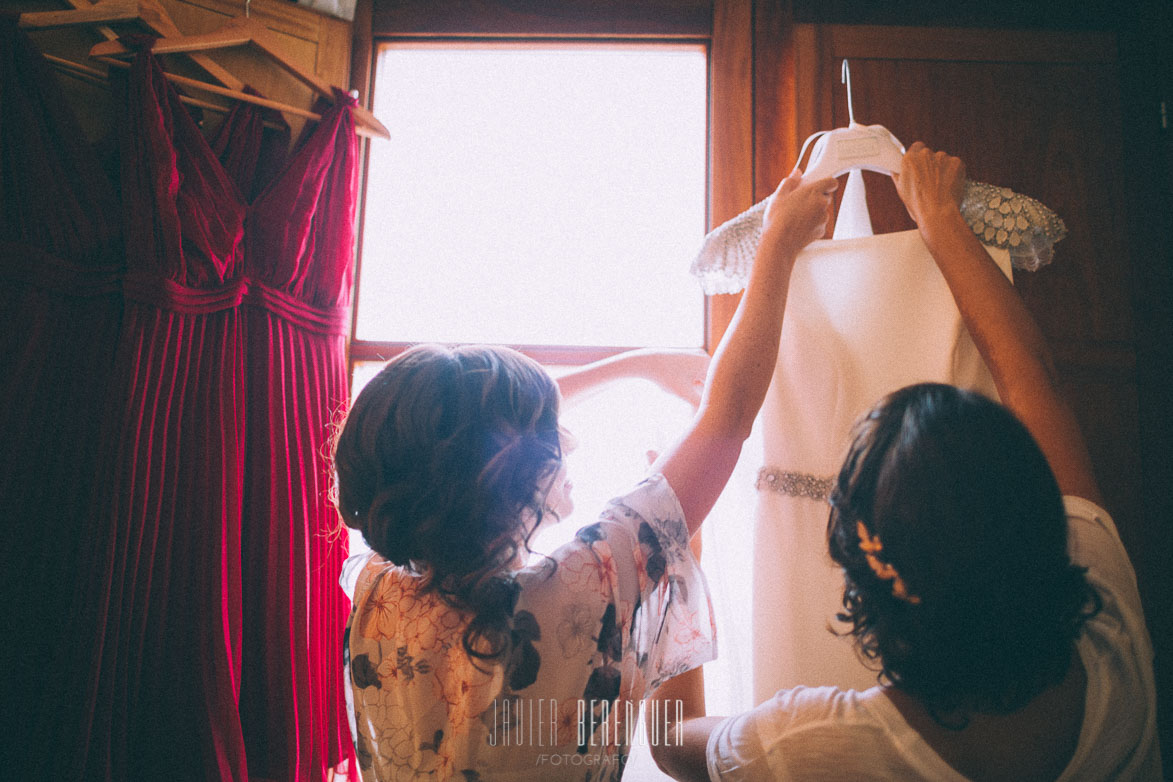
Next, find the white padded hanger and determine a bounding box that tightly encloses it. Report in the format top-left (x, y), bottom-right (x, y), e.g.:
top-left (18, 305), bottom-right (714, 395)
top-left (798, 61), bottom-right (906, 239)
top-left (799, 60), bottom-right (906, 182)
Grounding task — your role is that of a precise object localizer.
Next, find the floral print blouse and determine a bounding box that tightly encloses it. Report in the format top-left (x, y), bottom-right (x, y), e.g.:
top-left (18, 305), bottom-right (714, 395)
top-left (340, 474), bottom-right (716, 781)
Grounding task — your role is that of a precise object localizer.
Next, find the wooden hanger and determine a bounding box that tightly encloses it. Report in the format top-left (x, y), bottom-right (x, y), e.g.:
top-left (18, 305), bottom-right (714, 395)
top-left (20, 0), bottom-right (245, 91)
top-left (90, 14), bottom-right (391, 139)
top-left (21, 0), bottom-right (338, 134)
top-left (19, 0), bottom-right (139, 30)
top-left (46, 52), bottom-right (288, 132)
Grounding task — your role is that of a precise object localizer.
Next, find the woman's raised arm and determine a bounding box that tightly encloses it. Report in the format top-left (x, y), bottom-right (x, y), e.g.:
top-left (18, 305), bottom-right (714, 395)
top-left (894, 143), bottom-right (1102, 504)
top-left (654, 172), bottom-right (838, 537)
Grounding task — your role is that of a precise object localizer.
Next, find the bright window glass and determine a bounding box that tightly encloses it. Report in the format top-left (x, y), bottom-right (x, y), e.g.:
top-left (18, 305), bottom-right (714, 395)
top-left (356, 43), bottom-right (707, 347)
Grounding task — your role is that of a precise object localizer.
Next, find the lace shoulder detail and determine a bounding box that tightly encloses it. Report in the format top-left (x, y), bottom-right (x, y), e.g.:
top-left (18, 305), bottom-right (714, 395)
top-left (959, 182), bottom-right (1068, 272)
top-left (689, 181), bottom-right (1067, 294)
top-left (689, 199), bottom-right (770, 295)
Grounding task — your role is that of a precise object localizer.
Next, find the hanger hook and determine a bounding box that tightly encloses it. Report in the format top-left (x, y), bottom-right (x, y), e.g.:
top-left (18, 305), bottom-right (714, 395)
top-left (245, 0), bottom-right (251, 17)
top-left (841, 59), bottom-right (855, 126)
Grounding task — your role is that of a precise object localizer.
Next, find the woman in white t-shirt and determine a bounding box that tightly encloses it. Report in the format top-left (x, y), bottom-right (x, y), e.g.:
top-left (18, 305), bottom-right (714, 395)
top-left (649, 144), bottom-right (1162, 781)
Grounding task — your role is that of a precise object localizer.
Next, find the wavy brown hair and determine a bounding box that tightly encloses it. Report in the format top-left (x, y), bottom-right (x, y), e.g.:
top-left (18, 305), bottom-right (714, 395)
top-left (333, 344), bottom-right (563, 663)
top-left (827, 383), bottom-right (1100, 726)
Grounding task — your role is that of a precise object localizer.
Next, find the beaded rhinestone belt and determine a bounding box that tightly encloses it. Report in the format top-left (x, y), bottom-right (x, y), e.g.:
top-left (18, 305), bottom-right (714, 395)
top-left (755, 468), bottom-right (834, 501)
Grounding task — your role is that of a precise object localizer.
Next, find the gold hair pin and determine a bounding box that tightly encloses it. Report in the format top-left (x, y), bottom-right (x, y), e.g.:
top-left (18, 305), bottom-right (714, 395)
top-left (856, 521), bottom-right (921, 604)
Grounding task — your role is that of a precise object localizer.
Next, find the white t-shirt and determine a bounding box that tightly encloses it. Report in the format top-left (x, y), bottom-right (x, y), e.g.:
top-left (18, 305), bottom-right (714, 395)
top-left (706, 496), bottom-right (1162, 781)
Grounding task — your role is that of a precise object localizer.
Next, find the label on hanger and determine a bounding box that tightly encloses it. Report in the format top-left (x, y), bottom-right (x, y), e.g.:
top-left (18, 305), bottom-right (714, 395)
top-left (837, 137), bottom-right (882, 160)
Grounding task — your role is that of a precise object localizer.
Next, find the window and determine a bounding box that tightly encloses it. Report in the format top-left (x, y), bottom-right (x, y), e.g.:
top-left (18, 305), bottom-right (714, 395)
top-left (347, 5), bottom-right (754, 758)
top-left (351, 37), bottom-right (710, 530)
top-left (352, 42), bottom-right (708, 362)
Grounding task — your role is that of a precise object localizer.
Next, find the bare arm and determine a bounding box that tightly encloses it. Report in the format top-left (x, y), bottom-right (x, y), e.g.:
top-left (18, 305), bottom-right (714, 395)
top-left (554, 348), bottom-right (710, 410)
top-left (894, 143), bottom-right (1102, 504)
top-left (655, 172), bottom-right (838, 536)
top-left (647, 667), bottom-right (721, 781)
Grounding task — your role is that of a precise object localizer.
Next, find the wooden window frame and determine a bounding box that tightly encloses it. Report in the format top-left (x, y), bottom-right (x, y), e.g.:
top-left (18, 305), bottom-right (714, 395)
top-left (346, 0), bottom-right (755, 369)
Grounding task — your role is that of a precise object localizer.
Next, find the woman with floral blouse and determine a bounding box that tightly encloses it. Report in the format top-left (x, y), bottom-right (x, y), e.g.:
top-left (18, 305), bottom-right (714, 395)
top-left (331, 171), bottom-right (838, 781)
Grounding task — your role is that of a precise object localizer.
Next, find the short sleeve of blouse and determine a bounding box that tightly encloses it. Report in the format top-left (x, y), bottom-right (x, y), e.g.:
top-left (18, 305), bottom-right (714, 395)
top-left (1064, 496), bottom-right (1153, 666)
top-left (707, 707), bottom-right (772, 781)
top-left (706, 687), bottom-right (864, 782)
top-left (1064, 496), bottom-right (1143, 613)
top-left (706, 687), bottom-right (928, 782)
top-left (529, 474), bottom-right (717, 695)
top-left (602, 474), bottom-right (718, 688)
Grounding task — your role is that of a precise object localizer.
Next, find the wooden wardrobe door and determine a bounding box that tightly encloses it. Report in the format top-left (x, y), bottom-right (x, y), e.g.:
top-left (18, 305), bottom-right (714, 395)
top-left (790, 25), bottom-right (1139, 534)
top-left (783, 26), bottom-right (1170, 768)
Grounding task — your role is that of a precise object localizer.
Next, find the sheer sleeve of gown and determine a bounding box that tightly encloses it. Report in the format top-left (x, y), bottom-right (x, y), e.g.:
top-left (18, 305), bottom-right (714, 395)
top-left (689, 180), bottom-right (1067, 294)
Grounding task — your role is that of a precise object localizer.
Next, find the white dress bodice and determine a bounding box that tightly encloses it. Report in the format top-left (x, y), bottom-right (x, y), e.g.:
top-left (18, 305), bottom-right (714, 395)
top-left (749, 229), bottom-right (1011, 700)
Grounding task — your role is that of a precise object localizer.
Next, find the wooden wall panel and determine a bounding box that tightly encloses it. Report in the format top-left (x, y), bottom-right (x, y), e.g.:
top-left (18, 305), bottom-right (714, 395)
top-left (783, 23), bottom-right (1168, 772)
top-left (752, 0), bottom-right (797, 199)
top-left (705, 0), bottom-right (753, 348)
top-left (792, 27), bottom-right (1141, 536)
top-left (710, 0), bottom-right (754, 227)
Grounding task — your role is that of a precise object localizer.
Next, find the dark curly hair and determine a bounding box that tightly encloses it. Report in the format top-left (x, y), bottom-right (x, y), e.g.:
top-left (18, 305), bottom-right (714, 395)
top-left (827, 383), bottom-right (1100, 726)
top-left (332, 344), bottom-right (563, 664)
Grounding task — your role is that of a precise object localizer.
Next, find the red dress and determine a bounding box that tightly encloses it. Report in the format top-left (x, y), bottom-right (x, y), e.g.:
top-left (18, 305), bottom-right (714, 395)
top-left (87, 41), bottom-right (356, 780)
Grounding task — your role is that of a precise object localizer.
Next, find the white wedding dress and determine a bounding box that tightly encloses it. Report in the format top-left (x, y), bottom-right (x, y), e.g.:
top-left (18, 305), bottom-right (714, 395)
top-left (694, 172), bottom-right (1061, 707)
